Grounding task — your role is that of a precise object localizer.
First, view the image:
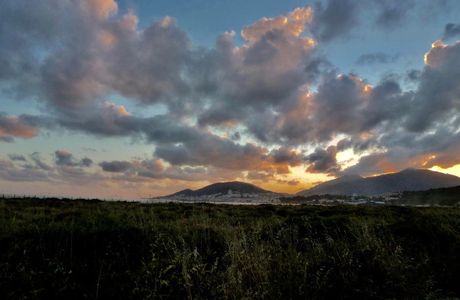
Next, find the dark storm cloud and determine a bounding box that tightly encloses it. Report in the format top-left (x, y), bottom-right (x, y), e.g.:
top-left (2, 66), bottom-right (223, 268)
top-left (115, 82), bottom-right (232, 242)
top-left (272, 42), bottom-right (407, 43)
top-left (373, 0), bottom-right (415, 28)
top-left (306, 146), bottom-right (340, 174)
top-left (296, 74), bottom-right (407, 143)
top-left (311, 0), bottom-right (359, 42)
top-left (406, 69), bottom-right (421, 82)
top-left (220, 72), bottom-right (411, 147)
top-left (55, 150), bottom-right (93, 168)
top-left (270, 147), bottom-right (304, 166)
top-left (153, 131), bottom-right (295, 173)
top-left (8, 154), bottom-right (27, 162)
top-left (81, 158), bottom-right (93, 167)
top-left (99, 161), bottom-right (132, 173)
top-left (443, 23), bottom-right (460, 39)
top-left (406, 41), bottom-right (460, 132)
top-left (356, 52), bottom-right (399, 65)
top-left (99, 158), bottom-right (240, 182)
top-left (310, 0), bottom-right (451, 42)
top-left (336, 138), bottom-right (375, 154)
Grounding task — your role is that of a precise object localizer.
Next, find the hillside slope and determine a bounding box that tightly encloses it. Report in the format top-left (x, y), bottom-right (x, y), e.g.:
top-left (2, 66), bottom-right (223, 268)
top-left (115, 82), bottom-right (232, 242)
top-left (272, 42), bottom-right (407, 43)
top-left (167, 181), bottom-right (274, 198)
top-left (298, 169), bottom-right (460, 196)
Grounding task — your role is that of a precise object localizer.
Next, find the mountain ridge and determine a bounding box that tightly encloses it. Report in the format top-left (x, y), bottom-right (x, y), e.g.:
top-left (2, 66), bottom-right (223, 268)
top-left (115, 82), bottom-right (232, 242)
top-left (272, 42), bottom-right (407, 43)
top-left (297, 169), bottom-right (460, 196)
top-left (164, 181), bottom-right (275, 198)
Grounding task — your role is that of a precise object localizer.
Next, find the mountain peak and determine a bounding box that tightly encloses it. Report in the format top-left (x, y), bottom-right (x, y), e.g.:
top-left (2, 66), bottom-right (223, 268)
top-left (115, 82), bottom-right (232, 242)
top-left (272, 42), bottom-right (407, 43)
top-left (298, 169), bottom-right (460, 196)
top-left (163, 181), bottom-right (274, 198)
top-left (400, 168), bottom-right (422, 173)
top-left (337, 174), bottom-right (363, 181)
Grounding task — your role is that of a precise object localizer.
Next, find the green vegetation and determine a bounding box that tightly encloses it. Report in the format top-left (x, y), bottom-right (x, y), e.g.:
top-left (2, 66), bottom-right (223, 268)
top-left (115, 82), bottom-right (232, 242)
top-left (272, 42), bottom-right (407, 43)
top-left (391, 186), bottom-right (460, 206)
top-left (1, 198), bottom-right (460, 299)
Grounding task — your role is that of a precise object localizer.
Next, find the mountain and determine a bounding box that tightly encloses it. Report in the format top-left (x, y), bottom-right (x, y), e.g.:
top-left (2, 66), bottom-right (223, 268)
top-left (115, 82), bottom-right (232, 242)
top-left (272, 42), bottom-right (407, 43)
top-left (297, 169), bottom-right (460, 196)
top-left (165, 181), bottom-right (274, 198)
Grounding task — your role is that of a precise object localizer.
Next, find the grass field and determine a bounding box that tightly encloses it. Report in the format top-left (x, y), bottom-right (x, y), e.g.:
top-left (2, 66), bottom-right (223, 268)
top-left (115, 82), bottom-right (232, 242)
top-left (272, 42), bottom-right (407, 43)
top-left (1, 198), bottom-right (460, 299)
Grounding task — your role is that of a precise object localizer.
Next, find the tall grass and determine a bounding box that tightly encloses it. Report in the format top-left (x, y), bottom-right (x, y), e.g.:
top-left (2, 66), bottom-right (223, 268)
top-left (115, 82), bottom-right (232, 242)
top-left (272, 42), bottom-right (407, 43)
top-left (0, 198), bottom-right (459, 299)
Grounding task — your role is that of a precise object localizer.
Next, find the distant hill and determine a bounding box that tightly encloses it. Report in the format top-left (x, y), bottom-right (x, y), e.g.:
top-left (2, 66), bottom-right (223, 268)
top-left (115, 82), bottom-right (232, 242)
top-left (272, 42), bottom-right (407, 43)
top-left (392, 185), bottom-right (460, 206)
top-left (297, 169), bottom-right (460, 196)
top-left (165, 181), bottom-right (274, 198)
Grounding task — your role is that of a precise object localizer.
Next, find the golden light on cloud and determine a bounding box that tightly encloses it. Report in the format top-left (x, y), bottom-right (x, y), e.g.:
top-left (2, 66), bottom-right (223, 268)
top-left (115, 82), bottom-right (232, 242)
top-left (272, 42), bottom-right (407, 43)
top-left (103, 101), bottom-right (130, 116)
top-left (241, 6), bottom-right (313, 43)
top-left (424, 40), bottom-right (447, 66)
top-left (304, 37), bottom-right (317, 48)
top-left (363, 84), bottom-right (373, 95)
top-left (0, 116), bottom-right (38, 139)
top-left (422, 154), bottom-right (437, 167)
top-left (120, 10), bottom-right (139, 31)
top-left (159, 16), bottom-right (174, 28)
top-left (81, 0), bottom-right (118, 20)
top-left (98, 30), bottom-right (117, 50)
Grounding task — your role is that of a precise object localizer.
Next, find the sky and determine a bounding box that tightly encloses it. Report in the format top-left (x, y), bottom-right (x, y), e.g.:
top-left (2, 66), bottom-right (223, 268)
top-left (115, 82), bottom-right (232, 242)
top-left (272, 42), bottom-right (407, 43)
top-left (1, 0), bottom-right (460, 199)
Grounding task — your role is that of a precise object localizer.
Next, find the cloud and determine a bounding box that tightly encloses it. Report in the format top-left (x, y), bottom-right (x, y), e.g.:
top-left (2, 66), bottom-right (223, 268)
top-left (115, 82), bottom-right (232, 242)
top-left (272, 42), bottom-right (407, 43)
top-left (270, 147), bottom-right (304, 166)
top-left (264, 72), bottom-right (414, 147)
top-left (80, 0), bottom-right (118, 20)
top-left (406, 40), bottom-right (460, 132)
top-left (306, 146), bottom-right (340, 174)
top-left (99, 161), bottom-right (132, 173)
top-left (99, 158), bottom-right (241, 182)
top-left (309, 0), bottom-right (450, 42)
top-left (152, 128), bottom-right (302, 174)
top-left (0, 137), bottom-right (14, 143)
top-left (1, 0), bottom-right (460, 192)
top-left (373, 0), bottom-right (415, 28)
top-left (241, 7), bottom-right (313, 42)
top-left (0, 159), bottom-right (50, 182)
top-left (356, 52), bottom-right (399, 65)
top-left (341, 152), bottom-right (396, 176)
top-left (55, 150), bottom-right (93, 167)
top-left (30, 152), bottom-right (53, 171)
top-left (8, 154), bottom-right (27, 162)
top-left (443, 23), bottom-right (460, 40)
top-left (0, 113), bottom-right (39, 141)
top-left (0, 0), bottom-right (191, 119)
top-left (311, 0), bottom-right (359, 42)
top-left (406, 69), bottom-right (421, 82)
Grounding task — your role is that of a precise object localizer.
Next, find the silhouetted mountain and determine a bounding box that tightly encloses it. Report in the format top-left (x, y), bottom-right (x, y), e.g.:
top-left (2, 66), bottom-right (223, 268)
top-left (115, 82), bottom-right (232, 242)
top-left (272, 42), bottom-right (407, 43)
top-left (297, 169), bottom-right (460, 196)
top-left (166, 181), bottom-right (274, 197)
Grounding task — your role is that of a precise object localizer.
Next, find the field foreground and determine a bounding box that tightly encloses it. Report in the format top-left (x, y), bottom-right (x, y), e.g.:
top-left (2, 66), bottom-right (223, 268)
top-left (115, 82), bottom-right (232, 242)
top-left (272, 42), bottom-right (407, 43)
top-left (1, 198), bottom-right (460, 299)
